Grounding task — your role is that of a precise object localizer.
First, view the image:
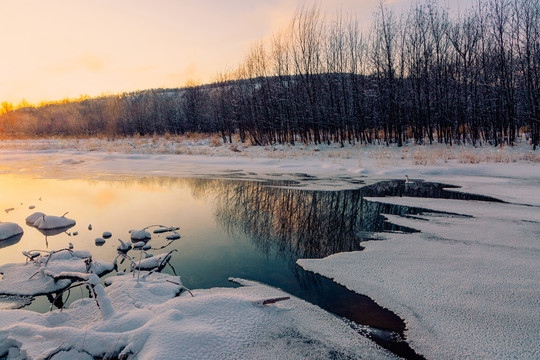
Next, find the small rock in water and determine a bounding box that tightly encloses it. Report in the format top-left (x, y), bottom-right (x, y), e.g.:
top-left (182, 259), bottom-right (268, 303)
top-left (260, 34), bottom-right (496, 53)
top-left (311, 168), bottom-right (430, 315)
top-left (22, 251), bottom-right (40, 260)
top-left (88, 224), bottom-right (92, 230)
top-left (95, 237), bottom-right (106, 246)
top-left (117, 239), bottom-right (132, 252)
top-left (166, 233), bottom-right (181, 240)
top-left (102, 231), bottom-right (112, 239)
top-left (133, 241), bottom-right (145, 249)
top-left (31, 214), bottom-right (76, 230)
top-left (73, 231), bottom-right (78, 236)
top-left (153, 226), bottom-right (180, 234)
top-left (130, 230), bottom-right (151, 242)
top-left (0, 223), bottom-right (23, 240)
top-left (4, 208), bottom-right (14, 214)
top-left (28, 205), bottom-right (35, 210)
top-left (25, 212), bottom-right (44, 225)
top-left (69, 242), bottom-right (74, 249)
top-left (142, 244), bottom-right (152, 251)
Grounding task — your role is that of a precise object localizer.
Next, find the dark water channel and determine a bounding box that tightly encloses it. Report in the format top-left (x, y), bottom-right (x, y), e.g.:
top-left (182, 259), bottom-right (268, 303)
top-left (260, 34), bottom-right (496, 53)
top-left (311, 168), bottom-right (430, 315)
top-left (0, 175), bottom-right (501, 359)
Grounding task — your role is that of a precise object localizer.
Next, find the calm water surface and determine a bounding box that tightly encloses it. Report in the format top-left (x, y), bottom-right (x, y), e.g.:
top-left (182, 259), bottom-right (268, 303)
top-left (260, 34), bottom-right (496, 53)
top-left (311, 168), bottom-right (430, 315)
top-left (1, 174), bottom-right (436, 358)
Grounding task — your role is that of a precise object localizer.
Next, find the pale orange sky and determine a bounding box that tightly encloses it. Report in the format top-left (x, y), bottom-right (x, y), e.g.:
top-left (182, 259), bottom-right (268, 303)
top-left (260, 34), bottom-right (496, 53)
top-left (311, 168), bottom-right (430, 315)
top-left (0, 0), bottom-right (472, 105)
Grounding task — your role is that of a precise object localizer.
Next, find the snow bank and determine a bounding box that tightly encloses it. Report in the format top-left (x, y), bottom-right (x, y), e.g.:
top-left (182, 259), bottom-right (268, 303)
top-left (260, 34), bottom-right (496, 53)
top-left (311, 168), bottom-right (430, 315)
top-left (0, 222), bottom-right (23, 240)
top-left (298, 196), bottom-right (540, 360)
top-left (0, 275), bottom-right (394, 360)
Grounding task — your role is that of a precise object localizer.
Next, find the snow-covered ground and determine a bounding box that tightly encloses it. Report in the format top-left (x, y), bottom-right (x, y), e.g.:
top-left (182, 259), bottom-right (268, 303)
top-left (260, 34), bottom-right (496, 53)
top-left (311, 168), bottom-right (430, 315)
top-left (0, 137), bottom-right (538, 192)
top-left (1, 267), bottom-right (394, 359)
top-left (0, 138), bottom-right (538, 359)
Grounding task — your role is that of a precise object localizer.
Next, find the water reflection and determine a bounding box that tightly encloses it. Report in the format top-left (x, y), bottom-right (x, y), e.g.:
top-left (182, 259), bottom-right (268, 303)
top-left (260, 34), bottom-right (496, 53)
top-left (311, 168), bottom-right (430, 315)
top-left (0, 233), bottom-right (23, 249)
top-left (214, 181), bottom-right (416, 260)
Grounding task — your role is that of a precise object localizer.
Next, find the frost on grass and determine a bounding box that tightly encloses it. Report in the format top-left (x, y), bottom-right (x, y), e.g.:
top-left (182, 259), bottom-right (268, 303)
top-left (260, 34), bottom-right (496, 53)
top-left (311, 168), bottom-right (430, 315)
top-left (0, 250), bottom-right (113, 296)
top-left (0, 222), bottom-right (23, 241)
top-left (0, 274), bottom-right (393, 360)
top-left (298, 195), bottom-right (540, 360)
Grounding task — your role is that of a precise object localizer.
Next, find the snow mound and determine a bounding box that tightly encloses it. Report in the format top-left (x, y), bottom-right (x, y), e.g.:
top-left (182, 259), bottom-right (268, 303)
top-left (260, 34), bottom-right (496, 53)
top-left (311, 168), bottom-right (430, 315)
top-left (0, 222), bottom-right (23, 240)
top-left (0, 276), bottom-right (393, 360)
top-left (0, 250), bottom-right (113, 296)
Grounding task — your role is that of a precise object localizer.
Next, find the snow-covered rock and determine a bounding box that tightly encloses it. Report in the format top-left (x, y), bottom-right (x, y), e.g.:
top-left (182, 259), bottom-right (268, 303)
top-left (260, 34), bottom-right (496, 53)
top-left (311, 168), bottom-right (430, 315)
top-left (117, 239), bottom-right (132, 252)
top-left (134, 252), bottom-right (171, 270)
top-left (0, 250), bottom-right (113, 296)
top-left (25, 212), bottom-right (45, 224)
top-left (130, 229), bottom-right (151, 242)
top-left (26, 212), bottom-right (76, 230)
top-left (0, 222), bottom-right (23, 240)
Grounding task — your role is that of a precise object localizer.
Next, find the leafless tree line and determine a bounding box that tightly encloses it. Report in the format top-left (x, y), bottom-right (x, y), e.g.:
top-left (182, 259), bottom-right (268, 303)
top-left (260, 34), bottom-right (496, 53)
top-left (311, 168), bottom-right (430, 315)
top-left (1, 0), bottom-right (538, 148)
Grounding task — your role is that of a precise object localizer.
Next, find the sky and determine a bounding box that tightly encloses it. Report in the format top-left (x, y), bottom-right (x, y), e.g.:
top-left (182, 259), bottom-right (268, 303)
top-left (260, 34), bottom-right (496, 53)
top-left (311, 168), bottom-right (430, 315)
top-left (0, 0), bottom-right (474, 105)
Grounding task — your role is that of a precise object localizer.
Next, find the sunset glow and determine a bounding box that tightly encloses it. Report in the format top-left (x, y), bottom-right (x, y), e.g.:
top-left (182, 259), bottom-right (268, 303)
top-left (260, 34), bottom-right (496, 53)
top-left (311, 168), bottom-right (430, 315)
top-left (1, 0), bottom-right (473, 105)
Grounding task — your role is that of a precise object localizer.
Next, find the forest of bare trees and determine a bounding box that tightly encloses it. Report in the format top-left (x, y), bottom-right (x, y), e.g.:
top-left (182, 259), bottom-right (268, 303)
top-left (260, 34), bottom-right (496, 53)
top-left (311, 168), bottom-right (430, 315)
top-left (1, 0), bottom-right (538, 148)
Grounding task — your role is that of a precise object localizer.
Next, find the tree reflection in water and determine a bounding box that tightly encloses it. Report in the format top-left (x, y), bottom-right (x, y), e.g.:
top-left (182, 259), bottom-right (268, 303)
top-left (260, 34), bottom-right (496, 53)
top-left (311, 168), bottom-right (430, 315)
top-left (213, 180), bottom-right (425, 260)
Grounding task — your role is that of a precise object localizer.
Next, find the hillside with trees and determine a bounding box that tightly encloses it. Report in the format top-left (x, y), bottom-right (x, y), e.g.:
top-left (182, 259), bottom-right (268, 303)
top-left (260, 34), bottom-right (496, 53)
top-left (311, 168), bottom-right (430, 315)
top-left (1, 0), bottom-right (538, 148)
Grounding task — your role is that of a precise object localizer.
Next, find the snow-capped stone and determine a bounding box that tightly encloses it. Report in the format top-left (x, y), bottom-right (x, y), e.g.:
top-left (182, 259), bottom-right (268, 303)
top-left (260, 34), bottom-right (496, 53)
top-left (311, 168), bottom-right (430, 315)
top-left (25, 212), bottom-right (45, 224)
top-left (134, 252), bottom-right (172, 270)
top-left (132, 241), bottom-right (145, 249)
top-left (32, 215), bottom-right (76, 230)
top-left (117, 239), bottom-right (132, 252)
top-left (130, 230), bottom-right (151, 242)
top-left (0, 222), bottom-right (23, 240)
